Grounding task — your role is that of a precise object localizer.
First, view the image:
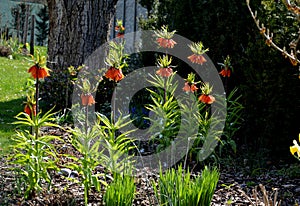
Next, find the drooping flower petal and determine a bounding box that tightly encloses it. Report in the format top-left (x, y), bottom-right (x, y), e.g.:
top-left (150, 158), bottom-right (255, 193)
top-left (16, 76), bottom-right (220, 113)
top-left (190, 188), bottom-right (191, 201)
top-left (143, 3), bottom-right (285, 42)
top-left (156, 67), bottom-right (173, 77)
top-left (199, 94), bottom-right (215, 104)
top-left (156, 38), bottom-right (177, 48)
top-left (183, 82), bottom-right (198, 93)
top-left (28, 65), bottom-right (50, 79)
top-left (219, 68), bottom-right (231, 77)
top-left (105, 67), bottom-right (124, 82)
top-left (24, 104), bottom-right (37, 116)
top-left (81, 93), bottom-right (96, 106)
top-left (188, 54), bottom-right (207, 65)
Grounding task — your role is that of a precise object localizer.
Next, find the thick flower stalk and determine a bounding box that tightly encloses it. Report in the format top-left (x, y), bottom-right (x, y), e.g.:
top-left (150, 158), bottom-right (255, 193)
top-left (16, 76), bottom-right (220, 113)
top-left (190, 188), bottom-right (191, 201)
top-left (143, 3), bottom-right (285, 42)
top-left (27, 51), bottom-right (50, 115)
top-left (154, 25), bottom-right (177, 49)
top-left (188, 42), bottom-right (209, 65)
top-left (183, 73), bottom-right (198, 93)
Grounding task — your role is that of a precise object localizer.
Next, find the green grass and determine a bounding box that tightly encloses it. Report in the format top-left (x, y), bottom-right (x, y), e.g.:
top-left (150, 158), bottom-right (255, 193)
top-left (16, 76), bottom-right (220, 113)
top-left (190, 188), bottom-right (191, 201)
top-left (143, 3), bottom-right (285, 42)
top-left (0, 46), bottom-right (47, 153)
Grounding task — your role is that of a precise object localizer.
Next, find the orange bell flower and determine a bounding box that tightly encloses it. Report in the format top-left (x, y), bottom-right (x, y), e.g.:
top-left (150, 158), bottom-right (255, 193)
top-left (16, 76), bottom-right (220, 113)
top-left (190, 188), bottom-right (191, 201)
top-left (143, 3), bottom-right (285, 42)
top-left (81, 93), bottom-right (96, 106)
top-left (219, 68), bottom-right (231, 77)
top-left (24, 104), bottom-right (37, 116)
top-left (105, 67), bottom-right (124, 82)
top-left (156, 37), bottom-right (177, 48)
top-left (188, 54), bottom-right (207, 65)
top-left (198, 94), bottom-right (215, 104)
top-left (156, 67), bottom-right (173, 77)
top-left (28, 65), bottom-right (50, 79)
top-left (183, 82), bottom-right (198, 93)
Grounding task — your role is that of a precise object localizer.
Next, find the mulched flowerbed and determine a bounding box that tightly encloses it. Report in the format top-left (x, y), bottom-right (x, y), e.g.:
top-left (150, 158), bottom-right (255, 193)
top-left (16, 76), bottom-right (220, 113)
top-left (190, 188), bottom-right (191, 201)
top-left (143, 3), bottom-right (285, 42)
top-left (1, 127), bottom-right (299, 206)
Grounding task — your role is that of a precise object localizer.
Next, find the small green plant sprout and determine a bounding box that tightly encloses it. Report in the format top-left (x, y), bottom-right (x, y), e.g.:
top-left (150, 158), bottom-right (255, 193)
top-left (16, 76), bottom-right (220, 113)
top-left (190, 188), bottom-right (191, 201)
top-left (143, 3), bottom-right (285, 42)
top-left (154, 25), bottom-right (177, 48)
top-left (103, 173), bottom-right (136, 206)
top-left (188, 41), bottom-right (209, 65)
top-left (66, 113), bottom-right (135, 206)
top-left (290, 134), bottom-right (300, 161)
top-left (8, 108), bottom-right (61, 199)
top-left (153, 165), bottom-right (219, 206)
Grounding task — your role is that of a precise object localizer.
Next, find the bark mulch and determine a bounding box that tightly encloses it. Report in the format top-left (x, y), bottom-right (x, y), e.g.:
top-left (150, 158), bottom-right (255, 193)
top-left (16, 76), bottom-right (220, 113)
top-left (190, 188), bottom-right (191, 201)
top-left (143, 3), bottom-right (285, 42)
top-left (1, 127), bottom-right (299, 206)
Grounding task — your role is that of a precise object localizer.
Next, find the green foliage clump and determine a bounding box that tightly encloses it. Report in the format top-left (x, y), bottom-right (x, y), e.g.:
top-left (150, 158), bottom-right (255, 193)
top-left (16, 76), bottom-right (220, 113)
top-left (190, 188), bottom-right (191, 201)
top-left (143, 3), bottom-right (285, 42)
top-left (153, 165), bottom-right (219, 206)
top-left (103, 174), bottom-right (136, 206)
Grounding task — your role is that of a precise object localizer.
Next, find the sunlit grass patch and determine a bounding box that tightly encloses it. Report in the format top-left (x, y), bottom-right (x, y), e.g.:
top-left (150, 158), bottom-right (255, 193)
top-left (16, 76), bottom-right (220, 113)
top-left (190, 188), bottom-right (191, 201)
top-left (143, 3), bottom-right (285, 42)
top-left (0, 46), bottom-right (47, 153)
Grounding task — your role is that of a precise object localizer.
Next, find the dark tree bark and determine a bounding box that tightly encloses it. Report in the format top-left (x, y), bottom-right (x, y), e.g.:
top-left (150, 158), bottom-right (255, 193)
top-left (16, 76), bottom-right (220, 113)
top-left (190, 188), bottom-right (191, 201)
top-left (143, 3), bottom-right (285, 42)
top-left (44, 0), bottom-right (118, 109)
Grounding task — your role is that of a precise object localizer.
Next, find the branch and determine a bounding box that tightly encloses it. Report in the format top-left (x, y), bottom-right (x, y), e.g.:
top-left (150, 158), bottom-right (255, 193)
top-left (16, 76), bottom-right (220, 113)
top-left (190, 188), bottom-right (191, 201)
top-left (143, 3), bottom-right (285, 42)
top-left (246, 0), bottom-right (300, 66)
top-left (283, 0), bottom-right (300, 15)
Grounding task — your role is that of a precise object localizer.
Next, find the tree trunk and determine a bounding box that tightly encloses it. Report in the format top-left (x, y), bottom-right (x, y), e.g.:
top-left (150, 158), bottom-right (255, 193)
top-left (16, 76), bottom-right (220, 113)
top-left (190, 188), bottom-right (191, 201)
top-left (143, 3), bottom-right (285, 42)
top-left (45, 0), bottom-right (118, 109)
top-left (22, 4), bottom-right (30, 45)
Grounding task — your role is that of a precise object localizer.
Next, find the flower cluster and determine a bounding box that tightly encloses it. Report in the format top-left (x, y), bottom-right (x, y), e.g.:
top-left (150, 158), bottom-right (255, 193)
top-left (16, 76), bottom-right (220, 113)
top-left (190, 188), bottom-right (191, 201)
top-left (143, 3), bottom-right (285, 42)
top-left (219, 55), bottom-right (232, 78)
top-left (188, 42), bottom-right (209, 65)
top-left (115, 19), bottom-right (125, 38)
top-left (25, 51), bottom-right (50, 116)
top-left (154, 25), bottom-right (177, 48)
top-left (104, 41), bottom-right (127, 82)
top-left (183, 73), bottom-right (198, 93)
top-left (198, 83), bottom-right (215, 104)
top-left (27, 54), bottom-right (50, 79)
top-left (78, 78), bottom-right (96, 106)
top-left (156, 55), bottom-right (174, 77)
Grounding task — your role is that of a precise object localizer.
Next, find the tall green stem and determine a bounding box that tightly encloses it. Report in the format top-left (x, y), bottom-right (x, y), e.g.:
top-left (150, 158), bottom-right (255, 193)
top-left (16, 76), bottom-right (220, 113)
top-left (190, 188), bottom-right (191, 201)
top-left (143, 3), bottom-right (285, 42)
top-left (35, 65), bottom-right (39, 114)
top-left (85, 105), bottom-right (88, 134)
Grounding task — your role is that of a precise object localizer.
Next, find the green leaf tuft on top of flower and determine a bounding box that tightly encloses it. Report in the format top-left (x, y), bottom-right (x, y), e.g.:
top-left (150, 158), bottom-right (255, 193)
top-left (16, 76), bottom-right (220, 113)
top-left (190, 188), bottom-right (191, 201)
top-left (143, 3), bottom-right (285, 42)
top-left (188, 42), bottom-right (209, 55)
top-left (115, 19), bottom-right (125, 38)
top-left (219, 55), bottom-right (233, 78)
top-left (188, 42), bottom-right (209, 65)
top-left (105, 41), bottom-right (128, 69)
top-left (154, 25), bottom-right (177, 48)
top-left (27, 50), bottom-right (50, 79)
top-left (157, 55), bottom-right (173, 69)
top-left (198, 82), bottom-right (215, 104)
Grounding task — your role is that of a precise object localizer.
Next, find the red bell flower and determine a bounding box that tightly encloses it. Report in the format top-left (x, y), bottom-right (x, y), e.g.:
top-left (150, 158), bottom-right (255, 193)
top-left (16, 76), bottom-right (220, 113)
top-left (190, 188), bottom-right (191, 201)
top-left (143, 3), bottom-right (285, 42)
top-left (219, 68), bottom-right (231, 77)
top-left (24, 104), bottom-right (37, 116)
top-left (198, 94), bottom-right (215, 104)
top-left (183, 82), bottom-right (198, 93)
top-left (156, 38), bottom-right (177, 49)
top-left (156, 67), bottom-right (173, 77)
top-left (28, 65), bottom-right (50, 79)
top-left (105, 67), bottom-right (124, 82)
top-left (188, 54), bottom-right (207, 65)
top-left (81, 93), bottom-right (95, 106)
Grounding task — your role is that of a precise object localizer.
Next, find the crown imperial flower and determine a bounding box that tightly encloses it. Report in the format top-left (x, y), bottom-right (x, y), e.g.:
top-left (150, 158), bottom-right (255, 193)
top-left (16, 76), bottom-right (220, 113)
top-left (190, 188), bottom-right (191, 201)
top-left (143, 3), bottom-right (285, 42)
top-left (154, 25), bottom-right (177, 48)
top-left (188, 42), bottom-right (209, 65)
